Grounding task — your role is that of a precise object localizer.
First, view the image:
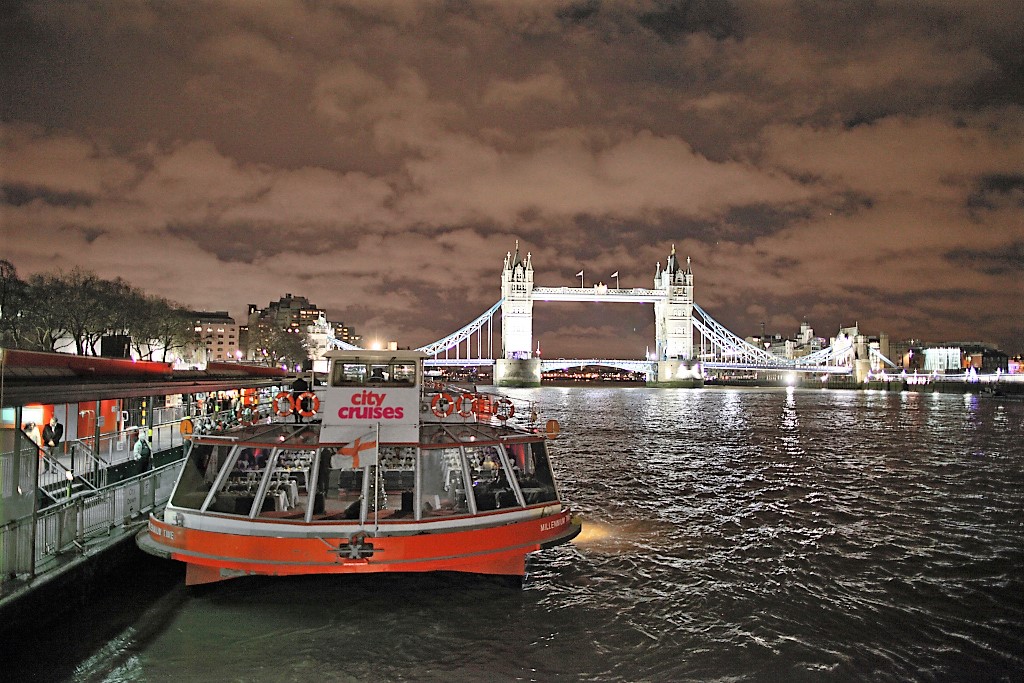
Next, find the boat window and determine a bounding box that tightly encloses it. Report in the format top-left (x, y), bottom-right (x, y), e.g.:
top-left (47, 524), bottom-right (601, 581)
top-left (466, 444), bottom-right (520, 511)
top-left (207, 448), bottom-right (260, 511)
top-left (317, 446), bottom-right (366, 520)
top-left (170, 444), bottom-right (221, 510)
top-left (255, 449), bottom-right (313, 520)
top-left (377, 446), bottom-right (415, 518)
top-left (419, 447), bottom-right (470, 518)
top-left (208, 447), bottom-right (274, 515)
top-left (506, 441), bottom-right (559, 504)
top-left (389, 362), bottom-right (417, 385)
top-left (333, 362), bottom-right (368, 386)
top-left (331, 361), bottom-right (417, 387)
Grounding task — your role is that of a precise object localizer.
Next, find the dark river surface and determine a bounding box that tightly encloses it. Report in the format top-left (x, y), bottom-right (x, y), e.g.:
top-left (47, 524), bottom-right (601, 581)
top-left (23, 387), bottom-right (1024, 682)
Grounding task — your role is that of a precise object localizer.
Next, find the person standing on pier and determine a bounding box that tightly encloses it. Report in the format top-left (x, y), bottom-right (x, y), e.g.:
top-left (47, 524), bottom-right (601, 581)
top-left (43, 416), bottom-right (64, 461)
top-left (291, 376), bottom-right (309, 423)
top-left (133, 429), bottom-right (152, 471)
top-left (24, 421), bottom-right (46, 471)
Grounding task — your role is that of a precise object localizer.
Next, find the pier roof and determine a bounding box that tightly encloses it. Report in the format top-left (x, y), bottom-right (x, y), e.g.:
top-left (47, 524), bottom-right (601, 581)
top-left (0, 349), bottom-right (291, 406)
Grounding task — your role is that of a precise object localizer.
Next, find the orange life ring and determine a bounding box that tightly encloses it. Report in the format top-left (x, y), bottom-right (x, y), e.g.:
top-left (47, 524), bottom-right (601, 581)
top-left (236, 404), bottom-right (254, 425)
top-left (296, 391), bottom-right (320, 418)
top-left (455, 393), bottom-right (476, 418)
top-left (495, 398), bottom-right (515, 422)
top-left (475, 396), bottom-right (494, 416)
top-left (431, 392), bottom-right (454, 418)
top-left (274, 391), bottom-right (294, 417)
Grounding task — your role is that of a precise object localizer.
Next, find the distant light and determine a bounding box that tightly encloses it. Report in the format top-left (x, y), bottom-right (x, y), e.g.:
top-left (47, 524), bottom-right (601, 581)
top-left (370, 340), bottom-right (382, 350)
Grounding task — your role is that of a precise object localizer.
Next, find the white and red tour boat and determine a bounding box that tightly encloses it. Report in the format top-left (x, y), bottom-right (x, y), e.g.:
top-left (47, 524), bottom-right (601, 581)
top-left (137, 349), bottom-right (580, 585)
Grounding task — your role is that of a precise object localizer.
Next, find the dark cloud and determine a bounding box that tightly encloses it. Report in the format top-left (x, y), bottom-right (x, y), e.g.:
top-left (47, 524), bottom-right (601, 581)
top-left (637, 0), bottom-right (742, 42)
top-left (1, 185), bottom-right (94, 208)
top-left (945, 242), bottom-right (1024, 276)
top-left (967, 174), bottom-right (1024, 210)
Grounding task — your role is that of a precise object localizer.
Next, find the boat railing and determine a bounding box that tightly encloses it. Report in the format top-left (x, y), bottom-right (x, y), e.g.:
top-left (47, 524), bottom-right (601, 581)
top-left (420, 383), bottom-right (542, 429)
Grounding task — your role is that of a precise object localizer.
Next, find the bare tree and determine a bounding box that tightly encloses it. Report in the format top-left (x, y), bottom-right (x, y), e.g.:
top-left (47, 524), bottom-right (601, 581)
top-left (248, 323), bottom-right (309, 368)
top-left (130, 296), bottom-right (197, 361)
top-left (0, 260), bottom-right (28, 347)
top-left (22, 272), bottom-right (73, 351)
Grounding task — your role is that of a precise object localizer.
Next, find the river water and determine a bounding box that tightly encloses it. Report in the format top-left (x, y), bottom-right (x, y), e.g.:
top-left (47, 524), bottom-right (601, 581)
top-left (27, 387), bottom-right (1024, 681)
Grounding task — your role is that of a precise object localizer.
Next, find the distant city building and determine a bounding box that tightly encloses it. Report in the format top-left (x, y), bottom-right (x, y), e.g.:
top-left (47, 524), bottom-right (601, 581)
top-left (248, 295), bottom-right (361, 360)
top-left (922, 347), bottom-right (962, 373)
top-left (745, 321), bottom-right (826, 359)
top-left (335, 322), bottom-right (362, 347)
top-left (190, 311), bottom-right (240, 362)
top-left (248, 293), bottom-right (325, 333)
top-left (952, 343), bottom-right (1008, 373)
top-left (892, 340), bottom-right (1008, 374)
top-left (306, 314), bottom-right (365, 359)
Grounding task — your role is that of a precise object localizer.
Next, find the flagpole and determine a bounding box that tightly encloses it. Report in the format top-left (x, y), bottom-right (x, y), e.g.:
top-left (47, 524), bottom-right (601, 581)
top-left (578, 270), bottom-right (584, 288)
top-left (612, 272), bottom-right (620, 289)
top-left (373, 422), bottom-right (380, 534)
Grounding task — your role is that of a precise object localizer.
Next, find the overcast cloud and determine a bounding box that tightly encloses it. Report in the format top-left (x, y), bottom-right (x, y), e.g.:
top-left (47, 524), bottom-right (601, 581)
top-left (2, 0), bottom-right (1021, 357)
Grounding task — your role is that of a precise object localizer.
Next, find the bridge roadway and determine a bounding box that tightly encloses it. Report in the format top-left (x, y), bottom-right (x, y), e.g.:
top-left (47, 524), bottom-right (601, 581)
top-left (423, 357), bottom-right (852, 375)
top-left (532, 286), bottom-right (663, 303)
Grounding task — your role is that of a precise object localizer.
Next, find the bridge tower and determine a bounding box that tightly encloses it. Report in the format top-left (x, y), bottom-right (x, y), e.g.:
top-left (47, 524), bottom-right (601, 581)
top-left (496, 242), bottom-right (541, 386)
top-left (652, 246), bottom-right (702, 386)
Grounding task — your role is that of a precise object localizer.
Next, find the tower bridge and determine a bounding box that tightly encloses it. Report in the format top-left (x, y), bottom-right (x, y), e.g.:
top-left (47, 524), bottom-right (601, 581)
top-left (332, 243), bottom-right (893, 387)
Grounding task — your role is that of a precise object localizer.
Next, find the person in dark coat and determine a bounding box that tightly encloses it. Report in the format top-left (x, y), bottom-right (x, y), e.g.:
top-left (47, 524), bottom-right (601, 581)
top-left (291, 376), bottom-right (309, 423)
top-left (42, 417), bottom-right (64, 460)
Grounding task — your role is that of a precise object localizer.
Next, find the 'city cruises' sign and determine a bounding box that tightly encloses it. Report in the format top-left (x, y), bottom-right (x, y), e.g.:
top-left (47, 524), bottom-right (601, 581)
top-left (320, 386), bottom-right (419, 444)
top-left (337, 390), bottom-right (406, 420)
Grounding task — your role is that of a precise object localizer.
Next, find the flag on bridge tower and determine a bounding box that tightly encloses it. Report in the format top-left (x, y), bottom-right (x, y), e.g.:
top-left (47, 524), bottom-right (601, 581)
top-left (610, 271), bottom-right (618, 278)
top-left (575, 270), bottom-right (583, 277)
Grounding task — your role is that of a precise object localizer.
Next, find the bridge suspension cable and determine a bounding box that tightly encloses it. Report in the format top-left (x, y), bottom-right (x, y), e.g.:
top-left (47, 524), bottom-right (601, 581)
top-left (692, 304), bottom-right (779, 365)
top-left (416, 299), bottom-right (503, 358)
top-left (326, 336), bottom-right (362, 350)
top-left (692, 304), bottom-right (852, 373)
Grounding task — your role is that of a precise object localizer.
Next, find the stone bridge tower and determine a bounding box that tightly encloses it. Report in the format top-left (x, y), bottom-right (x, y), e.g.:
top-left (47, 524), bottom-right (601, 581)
top-left (652, 246), bottom-right (702, 386)
top-left (654, 245), bottom-right (694, 360)
top-left (497, 242), bottom-right (541, 386)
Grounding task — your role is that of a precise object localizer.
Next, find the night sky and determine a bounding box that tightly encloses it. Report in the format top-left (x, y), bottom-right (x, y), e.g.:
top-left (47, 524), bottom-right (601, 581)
top-left (2, 1), bottom-right (1022, 358)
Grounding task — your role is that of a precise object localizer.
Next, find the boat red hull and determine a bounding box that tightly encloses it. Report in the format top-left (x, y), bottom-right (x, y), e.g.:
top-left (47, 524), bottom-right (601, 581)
top-left (141, 510), bottom-right (580, 585)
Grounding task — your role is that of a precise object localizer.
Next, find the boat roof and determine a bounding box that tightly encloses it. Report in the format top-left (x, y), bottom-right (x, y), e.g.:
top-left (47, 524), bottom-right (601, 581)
top-left (322, 349), bottom-right (426, 361)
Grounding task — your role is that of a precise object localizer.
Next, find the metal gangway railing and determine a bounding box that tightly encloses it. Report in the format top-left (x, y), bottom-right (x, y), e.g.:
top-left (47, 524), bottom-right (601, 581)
top-left (0, 452), bottom-right (184, 584)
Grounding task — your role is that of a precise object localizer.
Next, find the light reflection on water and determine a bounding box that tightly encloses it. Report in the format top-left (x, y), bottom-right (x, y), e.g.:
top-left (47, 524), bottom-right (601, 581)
top-left (50, 388), bottom-right (1024, 682)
